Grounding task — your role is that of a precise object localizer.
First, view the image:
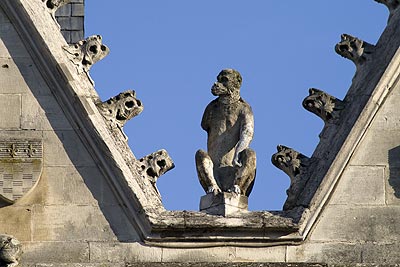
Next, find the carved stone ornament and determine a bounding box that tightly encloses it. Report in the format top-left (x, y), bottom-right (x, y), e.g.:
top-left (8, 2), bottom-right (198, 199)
top-left (0, 234), bottom-right (22, 267)
top-left (302, 88), bottom-right (345, 123)
top-left (375, 0), bottom-right (400, 19)
top-left (137, 149), bottom-right (175, 195)
top-left (96, 90), bottom-right (143, 139)
top-left (196, 69), bottom-right (256, 200)
top-left (63, 35), bottom-right (110, 77)
top-left (335, 34), bottom-right (375, 67)
top-left (42, 0), bottom-right (71, 13)
top-left (0, 140), bottom-right (43, 204)
top-left (271, 145), bottom-right (310, 183)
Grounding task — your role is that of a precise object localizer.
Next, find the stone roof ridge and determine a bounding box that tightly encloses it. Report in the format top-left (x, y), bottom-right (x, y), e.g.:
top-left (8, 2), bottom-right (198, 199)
top-left (2, 0), bottom-right (400, 247)
top-left (271, 1), bottom-right (400, 237)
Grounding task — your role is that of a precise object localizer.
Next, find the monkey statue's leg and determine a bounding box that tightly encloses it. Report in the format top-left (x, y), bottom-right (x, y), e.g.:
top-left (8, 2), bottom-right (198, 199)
top-left (195, 149), bottom-right (221, 194)
top-left (233, 148), bottom-right (256, 196)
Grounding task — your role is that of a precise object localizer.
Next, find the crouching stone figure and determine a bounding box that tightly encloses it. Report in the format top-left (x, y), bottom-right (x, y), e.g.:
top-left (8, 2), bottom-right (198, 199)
top-left (196, 69), bottom-right (256, 215)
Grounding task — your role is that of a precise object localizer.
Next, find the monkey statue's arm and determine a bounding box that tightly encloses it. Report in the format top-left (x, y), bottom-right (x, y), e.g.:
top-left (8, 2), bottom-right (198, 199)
top-left (233, 107), bottom-right (254, 167)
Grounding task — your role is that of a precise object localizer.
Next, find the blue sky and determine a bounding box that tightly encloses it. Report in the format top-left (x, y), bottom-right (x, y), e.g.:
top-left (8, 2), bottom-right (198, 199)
top-left (85, 1), bottom-right (388, 211)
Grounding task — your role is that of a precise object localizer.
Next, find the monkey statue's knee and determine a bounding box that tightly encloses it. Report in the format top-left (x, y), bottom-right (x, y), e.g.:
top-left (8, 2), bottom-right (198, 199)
top-left (195, 149), bottom-right (221, 194)
top-left (234, 148), bottom-right (256, 196)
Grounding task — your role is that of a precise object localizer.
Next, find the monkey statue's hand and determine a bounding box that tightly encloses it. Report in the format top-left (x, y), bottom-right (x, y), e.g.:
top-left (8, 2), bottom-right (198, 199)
top-left (232, 153), bottom-right (242, 167)
top-left (207, 184), bottom-right (222, 195)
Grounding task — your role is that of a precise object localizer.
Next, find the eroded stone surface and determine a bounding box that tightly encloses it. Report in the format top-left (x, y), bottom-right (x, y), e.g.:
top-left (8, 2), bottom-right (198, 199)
top-left (195, 69), bottom-right (256, 201)
top-left (335, 34), bottom-right (375, 67)
top-left (302, 88), bottom-right (345, 123)
top-left (271, 145), bottom-right (311, 210)
top-left (63, 35), bottom-right (109, 78)
top-left (0, 234), bottom-right (22, 267)
top-left (137, 149), bottom-right (175, 195)
top-left (96, 90), bottom-right (143, 138)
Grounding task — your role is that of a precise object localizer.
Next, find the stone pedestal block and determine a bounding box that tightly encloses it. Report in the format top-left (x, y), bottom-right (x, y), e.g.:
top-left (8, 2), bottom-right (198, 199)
top-left (200, 192), bottom-right (248, 216)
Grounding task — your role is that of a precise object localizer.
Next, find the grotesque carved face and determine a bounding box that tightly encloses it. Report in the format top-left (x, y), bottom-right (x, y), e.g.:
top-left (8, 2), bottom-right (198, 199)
top-left (97, 90), bottom-right (143, 129)
top-left (271, 145), bottom-right (308, 181)
top-left (211, 69), bottom-right (242, 97)
top-left (139, 149), bottom-right (175, 183)
top-left (302, 88), bottom-right (337, 122)
top-left (335, 34), bottom-right (374, 66)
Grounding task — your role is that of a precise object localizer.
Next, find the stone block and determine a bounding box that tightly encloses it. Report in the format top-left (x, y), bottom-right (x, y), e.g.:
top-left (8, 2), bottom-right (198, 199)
top-left (310, 206), bottom-right (400, 242)
top-left (21, 94), bottom-right (73, 131)
top-left (71, 3), bottom-right (85, 16)
top-left (89, 242), bottom-right (162, 263)
top-left (32, 205), bottom-right (117, 241)
top-left (329, 166), bottom-right (385, 205)
top-left (0, 205), bottom-right (32, 241)
top-left (70, 17), bottom-right (84, 31)
top-left (21, 241), bottom-right (89, 263)
top-left (56, 17), bottom-right (71, 30)
top-left (70, 30), bottom-right (84, 44)
top-left (234, 246), bottom-right (286, 262)
top-left (55, 4), bottom-right (71, 17)
top-left (287, 242), bottom-right (361, 263)
top-left (0, 94), bottom-right (21, 129)
top-left (42, 130), bottom-right (96, 167)
top-left (161, 246), bottom-right (235, 262)
top-left (350, 129), bottom-right (400, 167)
top-left (60, 30), bottom-right (71, 44)
top-left (200, 192), bottom-right (248, 216)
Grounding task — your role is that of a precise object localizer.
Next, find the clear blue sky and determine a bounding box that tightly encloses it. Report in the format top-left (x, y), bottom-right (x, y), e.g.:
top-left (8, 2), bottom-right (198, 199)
top-left (85, 1), bottom-right (388, 211)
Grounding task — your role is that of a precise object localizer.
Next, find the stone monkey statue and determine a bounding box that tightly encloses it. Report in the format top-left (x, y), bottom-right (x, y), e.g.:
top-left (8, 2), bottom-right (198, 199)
top-left (196, 69), bottom-right (256, 197)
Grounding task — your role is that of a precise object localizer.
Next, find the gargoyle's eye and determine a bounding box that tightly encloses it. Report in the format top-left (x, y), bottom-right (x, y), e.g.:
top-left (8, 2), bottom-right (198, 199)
top-left (101, 45), bottom-right (107, 51)
top-left (125, 101), bottom-right (134, 108)
top-left (220, 76), bottom-right (228, 83)
top-left (89, 45), bottom-right (98, 54)
top-left (136, 100), bottom-right (142, 107)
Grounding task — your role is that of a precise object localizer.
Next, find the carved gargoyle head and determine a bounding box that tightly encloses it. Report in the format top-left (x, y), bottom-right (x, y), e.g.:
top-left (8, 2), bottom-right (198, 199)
top-left (211, 69), bottom-right (242, 100)
top-left (271, 145), bottom-right (310, 182)
top-left (64, 35), bottom-right (110, 74)
top-left (335, 34), bottom-right (374, 67)
top-left (43, 0), bottom-right (71, 12)
top-left (97, 90), bottom-right (144, 130)
top-left (0, 235), bottom-right (22, 267)
top-left (138, 149), bottom-right (175, 184)
top-left (302, 88), bottom-right (345, 122)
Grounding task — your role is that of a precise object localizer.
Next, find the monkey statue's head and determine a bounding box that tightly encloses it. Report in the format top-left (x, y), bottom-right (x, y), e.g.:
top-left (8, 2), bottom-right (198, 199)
top-left (211, 69), bottom-right (242, 100)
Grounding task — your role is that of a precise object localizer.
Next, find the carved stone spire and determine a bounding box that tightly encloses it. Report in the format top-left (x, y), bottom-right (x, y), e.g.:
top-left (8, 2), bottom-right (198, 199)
top-left (96, 90), bottom-right (143, 139)
top-left (335, 34), bottom-right (375, 67)
top-left (302, 88), bottom-right (345, 123)
top-left (63, 35), bottom-right (110, 82)
top-left (375, 0), bottom-right (400, 20)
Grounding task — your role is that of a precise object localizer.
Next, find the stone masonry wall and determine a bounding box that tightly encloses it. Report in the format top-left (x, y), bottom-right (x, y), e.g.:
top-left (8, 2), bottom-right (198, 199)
top-left (55, 0), bottom-right (84, 43)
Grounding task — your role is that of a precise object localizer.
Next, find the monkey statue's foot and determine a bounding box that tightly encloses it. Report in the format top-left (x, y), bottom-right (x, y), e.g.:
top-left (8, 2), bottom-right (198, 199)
top-left (227, 185), bottom-right (241, 195)
top-left (207, 185), bottom-right (222, 195)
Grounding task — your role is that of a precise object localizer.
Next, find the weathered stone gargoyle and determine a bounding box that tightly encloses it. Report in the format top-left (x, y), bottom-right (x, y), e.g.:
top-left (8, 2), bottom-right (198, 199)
top-left (42, 0), bottom-right (70, 13)
top-left (271, 145), bottom-right (310, 210)
top-left (96, 90), bottom-right (143, 139)
top-left (335, 34), bottom-right (375, 67)
top-left (0, 235), bottom-right (22, 267)
top-left (375, 0), bottom-right (400, 20)
top-left (137, 149), bottom-right (175, 195)
top-left (302, 88), bottom-right (345, 123)
top-left (63, 35), bottom-right (110, 82)
top-left (196, 69), bottom-right (256, 215)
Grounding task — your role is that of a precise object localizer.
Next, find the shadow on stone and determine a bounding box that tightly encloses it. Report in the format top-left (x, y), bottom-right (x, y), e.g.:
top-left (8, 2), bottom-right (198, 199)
top-left (389, 146), bottom-right (400, 198)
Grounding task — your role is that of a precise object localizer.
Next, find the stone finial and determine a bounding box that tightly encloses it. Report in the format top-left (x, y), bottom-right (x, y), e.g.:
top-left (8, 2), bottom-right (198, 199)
top-left (302, 88), bottom-right (345, 123)
top-left (271, 145), bottom-right (310, 182)
top-left (138, 149), bottom-right (175, 195)
top-left (42, 0), bottom-right (71, 13)
top-left (0, 234), bottom-right (22, 267)
top-left (335, 34), bottom-right (375, 67)
top-left (96, 90), bottom-right (143, 138)
top-left (375, 0), bottom-right (400, 20)
top-left (63, 35), bottom-right (110, 81)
